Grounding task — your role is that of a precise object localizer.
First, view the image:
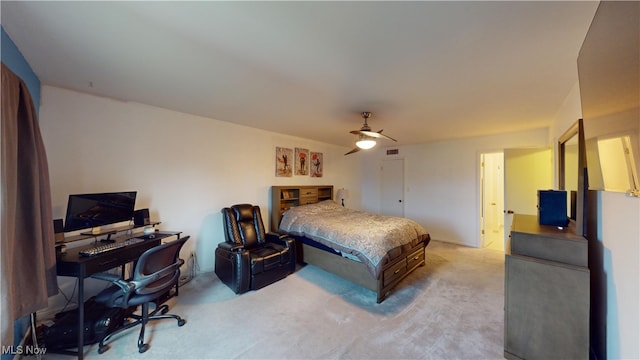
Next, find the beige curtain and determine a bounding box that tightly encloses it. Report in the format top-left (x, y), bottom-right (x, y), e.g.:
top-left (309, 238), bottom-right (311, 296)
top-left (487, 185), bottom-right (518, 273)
top-left (1, 63), bottom-right (58, 347)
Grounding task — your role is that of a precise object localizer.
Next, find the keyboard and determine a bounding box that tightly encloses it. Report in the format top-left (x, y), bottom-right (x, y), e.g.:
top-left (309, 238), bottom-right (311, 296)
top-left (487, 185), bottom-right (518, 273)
top-left (79, 238), bottom-right (145, 257)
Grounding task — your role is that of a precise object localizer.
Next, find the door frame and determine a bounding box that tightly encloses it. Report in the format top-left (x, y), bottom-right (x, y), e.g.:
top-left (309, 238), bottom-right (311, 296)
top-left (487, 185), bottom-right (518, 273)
top-left (479, 151), bottom-right (505, 249)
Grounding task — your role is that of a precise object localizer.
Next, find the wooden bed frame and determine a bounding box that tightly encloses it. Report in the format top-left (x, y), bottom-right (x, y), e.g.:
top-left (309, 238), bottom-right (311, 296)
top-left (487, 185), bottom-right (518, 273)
top-left (299, 238), bottom-right (428, 303)
top-left (271, 185), bottom-right (429, 303)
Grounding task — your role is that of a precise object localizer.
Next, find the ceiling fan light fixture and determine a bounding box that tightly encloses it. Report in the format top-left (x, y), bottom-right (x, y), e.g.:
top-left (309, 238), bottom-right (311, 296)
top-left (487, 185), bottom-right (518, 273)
top-left (356, 135), bottom-right (376, 149)
top-left (345, 111), bottom-right (396, 155)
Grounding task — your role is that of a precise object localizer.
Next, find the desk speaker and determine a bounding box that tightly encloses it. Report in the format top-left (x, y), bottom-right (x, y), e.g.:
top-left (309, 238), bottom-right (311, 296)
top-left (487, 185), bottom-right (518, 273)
top-left (134, 208), bottom-right (150, 226)
top-left (53, 219), bottom-right (64, 242)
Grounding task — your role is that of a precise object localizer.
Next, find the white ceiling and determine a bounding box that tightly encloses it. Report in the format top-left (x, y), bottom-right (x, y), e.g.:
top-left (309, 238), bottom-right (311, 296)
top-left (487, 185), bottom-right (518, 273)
top-left (1, 1), bottom-right (599, 149)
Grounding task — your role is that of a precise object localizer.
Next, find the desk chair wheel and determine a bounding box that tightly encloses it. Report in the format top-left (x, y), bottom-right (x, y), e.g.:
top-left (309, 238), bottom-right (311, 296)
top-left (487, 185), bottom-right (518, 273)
top-left (98, 344), bottom-right (109, 354)
top-left (138, 343), bottom-right (149, 353)
top-left (178, 318), bottom-right (186, 326)
top-left (159, 305), bottom-right (169, 315)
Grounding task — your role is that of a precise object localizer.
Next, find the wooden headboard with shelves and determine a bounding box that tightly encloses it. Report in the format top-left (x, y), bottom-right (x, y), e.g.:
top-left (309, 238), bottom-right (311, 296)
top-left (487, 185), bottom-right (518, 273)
top-left (270, 185), bottom-right (333, 232)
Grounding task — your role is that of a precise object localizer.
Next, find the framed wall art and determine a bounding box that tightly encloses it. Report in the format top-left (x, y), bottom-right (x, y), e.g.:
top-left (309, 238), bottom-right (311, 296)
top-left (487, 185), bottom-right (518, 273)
top-left (311, 152), bottom-right (323, 177)
top-left (275, 147), bottom-right (293, 177)
top-left (295, 148), bottom-right (309, 176)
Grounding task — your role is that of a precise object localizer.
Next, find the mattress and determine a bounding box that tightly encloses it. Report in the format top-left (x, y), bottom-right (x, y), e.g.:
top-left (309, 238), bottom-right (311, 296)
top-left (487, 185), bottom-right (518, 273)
top-left (278, 200), bottom-right (429, 278)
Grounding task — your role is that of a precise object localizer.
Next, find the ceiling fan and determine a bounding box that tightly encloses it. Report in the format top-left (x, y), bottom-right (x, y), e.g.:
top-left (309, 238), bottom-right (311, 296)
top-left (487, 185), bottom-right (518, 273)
top-left (345, 112), bottom-right (397, 155)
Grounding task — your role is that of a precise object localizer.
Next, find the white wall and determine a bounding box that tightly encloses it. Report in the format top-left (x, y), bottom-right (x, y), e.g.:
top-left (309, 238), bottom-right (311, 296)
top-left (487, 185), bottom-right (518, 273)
top-left (600, 191), bottom-right (640, 359)
top-left (550, 81), bottom-right (640, 359)
top-left (359, 128), bottom-right (549, 247)
top-left (39, 85), bottom-right (362, 309)
top-left (39, 82), bottom-right (639, 358)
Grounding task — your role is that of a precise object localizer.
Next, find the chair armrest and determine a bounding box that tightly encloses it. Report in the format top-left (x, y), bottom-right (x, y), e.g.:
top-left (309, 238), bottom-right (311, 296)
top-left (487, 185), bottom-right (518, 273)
top-left (214, 246), bottom-right (251, 294)
top-left (266, 232), bottom-right (297, 273)
top-left (266, 232), bottom-right (295, 247)
top-left (130, 259), bottom-right (184, 292)
top-left (218, 241), bottom-right (245, 253)
top-left (91, 272), bottom-right (135, 295)
top-left (267, 231), bottom-right (290, 239)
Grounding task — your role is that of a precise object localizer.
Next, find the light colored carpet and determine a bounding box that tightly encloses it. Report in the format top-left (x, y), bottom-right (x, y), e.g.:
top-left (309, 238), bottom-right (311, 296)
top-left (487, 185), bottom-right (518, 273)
top-left (43, 241), bottom-right (505, 360)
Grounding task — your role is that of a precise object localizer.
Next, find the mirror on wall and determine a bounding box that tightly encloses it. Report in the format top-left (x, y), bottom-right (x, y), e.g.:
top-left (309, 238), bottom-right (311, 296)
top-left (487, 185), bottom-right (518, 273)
top-left (560, 134), bottom-right (579, 218)
top-left (558, 119), bottom-right (586, 236)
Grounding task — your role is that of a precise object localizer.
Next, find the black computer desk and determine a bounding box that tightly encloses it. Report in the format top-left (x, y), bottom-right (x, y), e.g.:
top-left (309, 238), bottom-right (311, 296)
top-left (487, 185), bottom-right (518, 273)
top-left (55, 231), bottom-right (181, 359)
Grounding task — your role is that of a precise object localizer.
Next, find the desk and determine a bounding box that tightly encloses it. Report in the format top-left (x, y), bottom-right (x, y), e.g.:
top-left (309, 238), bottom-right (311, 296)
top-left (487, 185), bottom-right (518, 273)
top-left (55, 231), bottom-right (181, 359)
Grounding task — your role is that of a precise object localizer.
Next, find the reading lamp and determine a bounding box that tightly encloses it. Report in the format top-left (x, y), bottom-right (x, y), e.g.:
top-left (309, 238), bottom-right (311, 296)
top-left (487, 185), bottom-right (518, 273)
top-left (336, 188), bottom-right (349, 207)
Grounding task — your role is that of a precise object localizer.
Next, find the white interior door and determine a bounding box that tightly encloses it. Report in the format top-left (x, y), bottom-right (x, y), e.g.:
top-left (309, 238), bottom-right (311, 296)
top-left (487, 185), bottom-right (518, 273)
top-left (481, 152), bottom-right (505, 249)
top-left (381, 159), bottom-right (404, 217)
top-left (503, 148), bottom-right (553, 245)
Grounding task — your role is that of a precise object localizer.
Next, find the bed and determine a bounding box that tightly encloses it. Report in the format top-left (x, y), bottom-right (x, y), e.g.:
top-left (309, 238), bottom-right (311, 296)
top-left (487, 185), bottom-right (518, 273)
top-left (278, 200), bottom-right (430, 303)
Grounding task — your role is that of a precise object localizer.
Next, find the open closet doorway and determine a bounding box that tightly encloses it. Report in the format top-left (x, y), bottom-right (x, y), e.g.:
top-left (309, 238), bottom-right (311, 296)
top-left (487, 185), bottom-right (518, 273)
top-left (480, 152), bottom-right (505, 251)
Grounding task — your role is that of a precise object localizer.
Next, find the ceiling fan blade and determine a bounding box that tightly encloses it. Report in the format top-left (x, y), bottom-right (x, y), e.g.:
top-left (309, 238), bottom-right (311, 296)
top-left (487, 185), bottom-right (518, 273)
top-left (358, 130), bottom-right (398, 142)
top-left (344, 147), bottom-right (360, 155)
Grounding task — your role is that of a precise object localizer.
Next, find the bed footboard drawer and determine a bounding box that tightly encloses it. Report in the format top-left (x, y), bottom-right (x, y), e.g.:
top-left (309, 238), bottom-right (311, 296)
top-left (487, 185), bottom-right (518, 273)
top-left (383, 258), bottom-right (407, 287)
top-left (406, 247), bottom-right (425, 271)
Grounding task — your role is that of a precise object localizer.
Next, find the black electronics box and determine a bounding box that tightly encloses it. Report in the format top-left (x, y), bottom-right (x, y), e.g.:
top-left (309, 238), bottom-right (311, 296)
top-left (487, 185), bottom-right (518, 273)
top-left (40, 297), bottom-right (133, 350)
top-left (538, 190), bottom-right (569, 227)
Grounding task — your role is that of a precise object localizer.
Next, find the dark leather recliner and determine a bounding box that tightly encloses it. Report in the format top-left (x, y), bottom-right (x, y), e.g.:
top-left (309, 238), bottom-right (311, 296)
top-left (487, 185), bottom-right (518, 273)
top-left (215, 204), bottom-right (296, 294)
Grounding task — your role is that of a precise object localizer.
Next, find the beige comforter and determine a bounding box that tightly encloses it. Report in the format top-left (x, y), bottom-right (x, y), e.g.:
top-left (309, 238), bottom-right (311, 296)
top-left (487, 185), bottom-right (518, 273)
top-left (278, 200), bottom-right (429, 278)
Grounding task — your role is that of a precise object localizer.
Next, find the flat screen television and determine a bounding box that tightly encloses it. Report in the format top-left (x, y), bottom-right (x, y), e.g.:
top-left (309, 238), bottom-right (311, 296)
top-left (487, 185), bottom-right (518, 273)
top-left (578, 1), bottom-right (640, 197)
top-left (63, 191), bottom-right (137, 232)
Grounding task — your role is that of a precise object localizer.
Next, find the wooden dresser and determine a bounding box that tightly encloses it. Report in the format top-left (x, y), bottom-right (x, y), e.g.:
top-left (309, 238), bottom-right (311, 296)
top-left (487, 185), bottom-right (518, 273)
top-left (270, 185), bottom-right (333, 232)
top-left (505, 214), bottom-right (589, 360)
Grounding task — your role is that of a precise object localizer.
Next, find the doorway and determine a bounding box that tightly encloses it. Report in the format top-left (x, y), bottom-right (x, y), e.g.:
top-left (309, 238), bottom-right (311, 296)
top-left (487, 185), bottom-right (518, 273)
top-left (480, 148), bottom-right (553, 251)
top-left (480, 152), bottom-right (505, 251)
top-left (381, 159), bottom-right (404, 217)
top-left (503, 147), bottom-right (553, 245)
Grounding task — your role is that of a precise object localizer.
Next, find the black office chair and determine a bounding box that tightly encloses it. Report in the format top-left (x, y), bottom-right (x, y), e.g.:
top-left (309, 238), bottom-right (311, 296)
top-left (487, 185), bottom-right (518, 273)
top-left (215, 204), bottom-right (296, 294)
top-left (90, 236), bottom-right (190, 354)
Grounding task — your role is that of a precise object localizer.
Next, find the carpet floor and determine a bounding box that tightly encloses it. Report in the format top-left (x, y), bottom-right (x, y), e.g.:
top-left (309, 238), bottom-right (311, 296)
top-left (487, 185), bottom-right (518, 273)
top-left (42, 240), bottom-right (506, 360)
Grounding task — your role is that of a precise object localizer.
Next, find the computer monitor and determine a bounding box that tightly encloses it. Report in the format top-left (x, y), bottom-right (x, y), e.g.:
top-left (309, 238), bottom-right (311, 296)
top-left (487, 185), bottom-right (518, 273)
top-left (63, 191), bottom-right (137, 232)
